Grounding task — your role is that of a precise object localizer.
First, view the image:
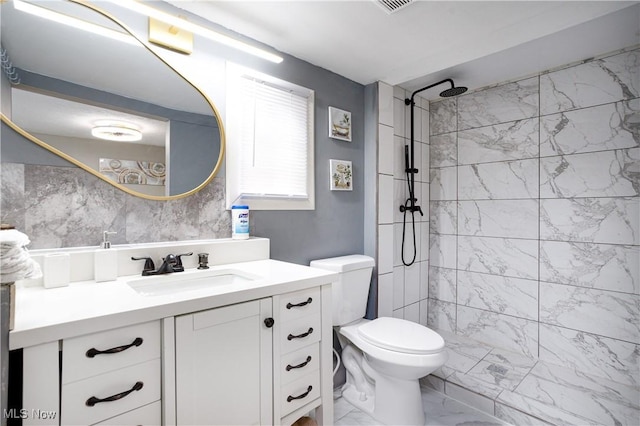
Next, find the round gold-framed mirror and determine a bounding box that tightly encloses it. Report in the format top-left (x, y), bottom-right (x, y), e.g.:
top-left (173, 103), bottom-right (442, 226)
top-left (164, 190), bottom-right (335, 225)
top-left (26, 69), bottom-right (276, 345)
top-left (0, 0), bottom-right (225, 201)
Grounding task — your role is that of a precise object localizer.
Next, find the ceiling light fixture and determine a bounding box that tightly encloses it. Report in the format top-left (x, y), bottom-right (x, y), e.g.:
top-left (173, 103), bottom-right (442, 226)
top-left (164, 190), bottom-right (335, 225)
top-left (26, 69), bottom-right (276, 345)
top-left (114, 0), bottom-right (284, 63)
top-left (91, 124), bottom-right (142, 142)
top-left (13, 0), bottom-right (139, 46)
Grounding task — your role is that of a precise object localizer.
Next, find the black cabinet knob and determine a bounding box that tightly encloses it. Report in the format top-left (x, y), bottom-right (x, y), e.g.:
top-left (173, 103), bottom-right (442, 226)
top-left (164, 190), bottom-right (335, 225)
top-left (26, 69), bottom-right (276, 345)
top-left (264, 317), bottom-right (275, 328)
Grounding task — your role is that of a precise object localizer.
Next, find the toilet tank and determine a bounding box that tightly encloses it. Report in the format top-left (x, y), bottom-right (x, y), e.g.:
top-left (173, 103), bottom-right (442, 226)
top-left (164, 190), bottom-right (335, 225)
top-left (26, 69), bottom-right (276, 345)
top-left (310, 255), bottom-right (375, 326)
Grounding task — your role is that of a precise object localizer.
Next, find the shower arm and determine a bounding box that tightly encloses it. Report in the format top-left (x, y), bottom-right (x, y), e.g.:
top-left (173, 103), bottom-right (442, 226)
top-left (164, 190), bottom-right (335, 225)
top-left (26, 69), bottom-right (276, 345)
top-left (401, 79), bottom-right (456, 215)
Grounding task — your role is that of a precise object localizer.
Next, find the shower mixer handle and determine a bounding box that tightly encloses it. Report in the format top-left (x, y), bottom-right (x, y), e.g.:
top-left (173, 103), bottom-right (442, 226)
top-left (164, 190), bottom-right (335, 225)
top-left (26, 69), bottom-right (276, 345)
top-left (399, 204), bottom-right (424, 215)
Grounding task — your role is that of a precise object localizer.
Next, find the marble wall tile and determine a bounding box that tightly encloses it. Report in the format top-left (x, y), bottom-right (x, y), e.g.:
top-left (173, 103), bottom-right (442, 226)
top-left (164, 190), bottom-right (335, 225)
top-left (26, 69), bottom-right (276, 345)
top-left (540, 49), bottom-right (640, 115)
top-left (430, 166), bottom-right (457, 200)
top-left (539, 282), bottom-right (640, 343)
top-left (457, 236), bottom-right (539, 280)
top-left (458, 77), bottom-right (539, 130)
top-left (483, 347), bottom-right (538, 371)
top-left (428, 266), bottom-right (456, 303)
top-left (24, 165), bottom-right (127, 248)
top-left (125, 195), bottom-right (200, 243)
top-left (540, 148), bottom-right (639, 198)
top-left (429, 201), bottom-right (457, 235)
top-left (430, 133), bottom-right (457, 168)
top-left (1, 162), bottom-right (25, 231)
top-left (457, 271), bottom-right (538, 320)
top-left (540, 197), bottom-right (640, 245)
top-left (540, 240), bottom-right (639, 294)
top-left (427, 298), bottom-right (457, 333)
top-left (458, 159), bottom-right (539, 200)
top-left (539, 324), bottom-right (640, 388)
top-left (195, 176), bottom-right (231, 239)
top-left (540, 99), bottom-right (640, 157)
top-left (457, 306), bottom-right (539, 358)
top-left (458, 199), bottom-right (538, 239)
top-left (513, 362), bottom-right (640, 426)
top-left (430, 98), bottom-right (457, 136)
top-left (458, 118), bottom-right (539, 165)
top-left (429, 234), bottom-right (457, 269)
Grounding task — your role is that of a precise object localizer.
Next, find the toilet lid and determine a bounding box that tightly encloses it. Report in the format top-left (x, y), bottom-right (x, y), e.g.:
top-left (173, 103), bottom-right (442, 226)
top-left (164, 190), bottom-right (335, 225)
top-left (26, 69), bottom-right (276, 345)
top-left (358, 317), bottom-right (445, 354)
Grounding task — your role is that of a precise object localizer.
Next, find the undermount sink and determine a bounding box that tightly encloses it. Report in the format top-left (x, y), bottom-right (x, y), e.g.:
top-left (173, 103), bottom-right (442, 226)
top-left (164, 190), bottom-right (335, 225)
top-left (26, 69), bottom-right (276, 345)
top-left (127, 268), bottom-right (260, 296)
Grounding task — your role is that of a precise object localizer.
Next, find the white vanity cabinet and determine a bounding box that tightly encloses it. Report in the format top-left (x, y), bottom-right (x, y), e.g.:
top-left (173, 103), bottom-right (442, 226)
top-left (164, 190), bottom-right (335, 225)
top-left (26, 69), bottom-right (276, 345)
top-left (174, 298), bottom-right (274, 425)
top-left (60, 321), bottom-right (161, 425)
top-left (171, 285), bottom-right (333, 426)
top-left (13, 258), bottom-right (335, 426)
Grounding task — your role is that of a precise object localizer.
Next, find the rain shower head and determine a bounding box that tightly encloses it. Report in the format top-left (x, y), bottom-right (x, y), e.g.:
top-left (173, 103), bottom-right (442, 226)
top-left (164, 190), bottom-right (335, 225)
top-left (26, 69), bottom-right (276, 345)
top-left (404, 78), bottom-right (467, 105)
top-left (439, 85), bottom-right (467, 97)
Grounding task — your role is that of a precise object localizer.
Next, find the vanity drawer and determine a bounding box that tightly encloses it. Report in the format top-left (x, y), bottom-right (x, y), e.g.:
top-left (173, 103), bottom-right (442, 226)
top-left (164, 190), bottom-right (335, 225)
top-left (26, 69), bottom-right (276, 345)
top-left (280, 372), bottom-right (320, 417)
top-left (279, 287), bottom-right (320, 322)
top-left (92, 401), bottom-right (161, 426)
top-left (62, 358), bottom-right (160, 426)
top-left (280, 343), bottom-right (319, 385)
top-left (63, 321), bottom-right (160, 384)
top-left (280, 313), bottom-right (321, 354)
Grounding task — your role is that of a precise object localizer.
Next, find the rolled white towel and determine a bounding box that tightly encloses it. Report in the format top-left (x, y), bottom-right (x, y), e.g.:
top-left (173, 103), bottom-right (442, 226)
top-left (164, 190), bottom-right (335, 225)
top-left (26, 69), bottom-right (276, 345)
top-left (0, 229), bottom-right (42, 284)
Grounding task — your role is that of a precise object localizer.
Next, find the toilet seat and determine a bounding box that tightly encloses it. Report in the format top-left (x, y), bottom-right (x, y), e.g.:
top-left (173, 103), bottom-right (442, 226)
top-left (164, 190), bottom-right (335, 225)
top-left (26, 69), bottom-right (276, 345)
top-left (339, 318), bottom-right (446, 372)
top-left (358, 317), bottom-right (444, 355)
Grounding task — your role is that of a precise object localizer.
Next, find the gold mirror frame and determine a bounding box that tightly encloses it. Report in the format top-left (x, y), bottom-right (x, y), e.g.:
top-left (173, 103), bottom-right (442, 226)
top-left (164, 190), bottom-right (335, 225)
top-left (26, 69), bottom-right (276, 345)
top-left (0, 0), bottom-right (225, 201)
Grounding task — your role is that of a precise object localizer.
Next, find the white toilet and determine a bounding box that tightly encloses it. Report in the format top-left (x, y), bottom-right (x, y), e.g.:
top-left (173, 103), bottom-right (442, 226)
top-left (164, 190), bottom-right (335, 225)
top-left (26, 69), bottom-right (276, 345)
top-left (310, 255), bottom-right (447, 426)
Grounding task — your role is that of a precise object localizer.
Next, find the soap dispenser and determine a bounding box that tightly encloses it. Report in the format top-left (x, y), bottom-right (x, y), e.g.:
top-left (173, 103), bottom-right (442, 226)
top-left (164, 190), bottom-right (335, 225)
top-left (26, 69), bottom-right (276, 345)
top-left (95, 231), bottom-right (118, 282)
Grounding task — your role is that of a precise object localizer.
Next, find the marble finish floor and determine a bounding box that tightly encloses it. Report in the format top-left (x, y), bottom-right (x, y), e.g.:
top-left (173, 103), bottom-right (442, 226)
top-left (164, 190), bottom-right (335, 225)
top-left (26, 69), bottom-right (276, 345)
top-left (333, 388), bottom-right (509, 426)
top-left (427, 330), bottom-right (640, 426)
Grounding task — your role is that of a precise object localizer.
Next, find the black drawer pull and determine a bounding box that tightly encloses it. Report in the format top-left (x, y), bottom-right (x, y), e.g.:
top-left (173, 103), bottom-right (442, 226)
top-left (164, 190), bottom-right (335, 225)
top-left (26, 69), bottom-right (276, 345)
top-left (86, 337), bottom-right (143, 358)
top-left (287, 385), bottom-right (312, 402)
top-left (86, 381), bottom-right (143, 407)
top-left (286, 356), bottom-right (312, 371)
top-left (286, 297), bottom-right (312, 309)
top-left (287, 327), bottom-right (313, 341)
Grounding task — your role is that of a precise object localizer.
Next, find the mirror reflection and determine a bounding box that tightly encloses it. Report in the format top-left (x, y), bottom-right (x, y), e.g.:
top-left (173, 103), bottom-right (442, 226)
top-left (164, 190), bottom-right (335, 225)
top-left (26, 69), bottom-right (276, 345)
top-left (0, 0), bottom-right (223, 198)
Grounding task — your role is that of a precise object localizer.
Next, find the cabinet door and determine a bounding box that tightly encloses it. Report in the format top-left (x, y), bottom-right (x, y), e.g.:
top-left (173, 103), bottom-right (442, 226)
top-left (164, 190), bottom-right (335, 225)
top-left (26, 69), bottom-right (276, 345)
top-left (175, 298), bottom-right (272, 425)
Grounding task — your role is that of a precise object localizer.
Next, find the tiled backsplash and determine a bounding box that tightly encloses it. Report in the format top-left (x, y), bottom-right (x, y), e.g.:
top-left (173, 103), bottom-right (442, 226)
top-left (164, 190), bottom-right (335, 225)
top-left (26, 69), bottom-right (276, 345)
top-left (1, 163), bottom-right (231, 249)
top-left (428, 47), bottom-right (639, 386)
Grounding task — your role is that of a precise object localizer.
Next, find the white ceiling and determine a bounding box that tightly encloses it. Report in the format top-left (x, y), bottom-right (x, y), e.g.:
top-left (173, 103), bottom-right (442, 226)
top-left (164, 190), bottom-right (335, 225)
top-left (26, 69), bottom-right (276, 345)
top-left (168, 0), bottom-right (640, 99)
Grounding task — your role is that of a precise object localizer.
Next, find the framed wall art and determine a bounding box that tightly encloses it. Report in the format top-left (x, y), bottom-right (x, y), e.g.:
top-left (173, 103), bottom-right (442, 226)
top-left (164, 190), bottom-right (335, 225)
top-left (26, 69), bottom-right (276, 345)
top-left (328, 106), bottom-right (352, 141)
top-left (330, 159), bottom-right (353, 191)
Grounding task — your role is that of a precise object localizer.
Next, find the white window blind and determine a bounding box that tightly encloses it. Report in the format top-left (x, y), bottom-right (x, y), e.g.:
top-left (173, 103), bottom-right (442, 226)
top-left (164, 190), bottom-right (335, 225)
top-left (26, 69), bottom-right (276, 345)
top-left (226, 63), bottom-right (314, 210)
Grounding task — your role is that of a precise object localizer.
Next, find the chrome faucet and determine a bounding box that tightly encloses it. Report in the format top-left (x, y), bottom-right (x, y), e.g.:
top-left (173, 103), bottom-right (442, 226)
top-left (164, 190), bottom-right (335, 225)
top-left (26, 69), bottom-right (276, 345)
top-left (131, 252), bottom-right (193, 276)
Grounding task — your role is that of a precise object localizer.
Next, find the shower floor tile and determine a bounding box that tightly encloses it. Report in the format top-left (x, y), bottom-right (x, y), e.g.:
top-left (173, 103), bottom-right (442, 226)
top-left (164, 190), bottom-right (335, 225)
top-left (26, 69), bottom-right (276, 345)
top-left (333, 388), bottom-right (510, 426)
top-left (426, 329), bottom-right (640, 426)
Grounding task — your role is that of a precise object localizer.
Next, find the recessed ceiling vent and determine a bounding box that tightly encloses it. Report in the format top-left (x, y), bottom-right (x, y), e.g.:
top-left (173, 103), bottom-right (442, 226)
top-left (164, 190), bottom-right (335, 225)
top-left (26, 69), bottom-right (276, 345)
top-left (375, 0), bottom-right (414, 14)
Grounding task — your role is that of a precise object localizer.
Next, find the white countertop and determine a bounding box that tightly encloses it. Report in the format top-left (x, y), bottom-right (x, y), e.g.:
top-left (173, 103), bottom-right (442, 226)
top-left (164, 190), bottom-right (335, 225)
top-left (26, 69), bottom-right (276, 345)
top-left (10, 259), bottom-right (338, 350)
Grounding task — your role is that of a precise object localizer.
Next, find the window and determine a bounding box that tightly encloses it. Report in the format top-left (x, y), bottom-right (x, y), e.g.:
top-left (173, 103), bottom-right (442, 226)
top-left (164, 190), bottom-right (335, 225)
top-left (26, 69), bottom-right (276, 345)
top-left (225, 63), bottom-right (314, 210)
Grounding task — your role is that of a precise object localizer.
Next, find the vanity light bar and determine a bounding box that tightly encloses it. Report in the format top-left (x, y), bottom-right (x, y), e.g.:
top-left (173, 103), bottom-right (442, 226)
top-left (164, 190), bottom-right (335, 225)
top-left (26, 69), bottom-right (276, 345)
top-left (115, 0), bottom-right (284, 64)
top-left (13, 0), bottom-right (139, 46)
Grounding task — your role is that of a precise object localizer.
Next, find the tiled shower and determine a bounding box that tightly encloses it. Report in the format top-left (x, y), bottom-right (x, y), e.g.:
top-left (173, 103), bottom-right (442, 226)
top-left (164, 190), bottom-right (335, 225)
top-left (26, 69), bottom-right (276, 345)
top-left (375, 46), bottom-right (638, 424)
top-left (428, 47), bottom-right (638, 383)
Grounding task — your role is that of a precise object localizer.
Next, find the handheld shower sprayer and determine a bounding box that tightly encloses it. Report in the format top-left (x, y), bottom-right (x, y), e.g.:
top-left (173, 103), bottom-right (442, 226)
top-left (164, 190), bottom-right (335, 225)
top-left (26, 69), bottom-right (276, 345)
top-left (400, 78), bottom-right (467, 266)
